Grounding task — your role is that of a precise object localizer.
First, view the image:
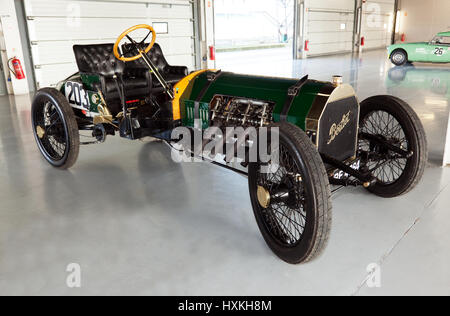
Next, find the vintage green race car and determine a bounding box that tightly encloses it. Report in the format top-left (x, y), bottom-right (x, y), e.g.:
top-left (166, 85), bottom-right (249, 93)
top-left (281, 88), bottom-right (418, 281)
top-left (388, 31), bottom-right (450, 65)
top-left (31, 25), bottom-right (427, 264)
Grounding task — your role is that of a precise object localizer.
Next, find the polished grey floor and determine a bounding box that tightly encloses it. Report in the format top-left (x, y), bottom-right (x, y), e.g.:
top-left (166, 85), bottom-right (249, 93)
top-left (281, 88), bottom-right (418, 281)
top-left (1, 49), bottom-right (450, 295)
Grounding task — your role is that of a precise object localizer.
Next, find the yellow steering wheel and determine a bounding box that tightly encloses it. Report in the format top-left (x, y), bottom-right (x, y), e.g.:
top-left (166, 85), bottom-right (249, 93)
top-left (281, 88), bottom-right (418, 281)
top-left (113, 24), bottom-right (156, 62)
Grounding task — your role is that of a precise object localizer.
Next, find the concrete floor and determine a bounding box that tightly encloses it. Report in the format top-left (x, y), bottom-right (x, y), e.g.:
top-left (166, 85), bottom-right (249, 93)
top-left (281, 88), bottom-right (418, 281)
top-left (1, 49), bottom-right (450, 295)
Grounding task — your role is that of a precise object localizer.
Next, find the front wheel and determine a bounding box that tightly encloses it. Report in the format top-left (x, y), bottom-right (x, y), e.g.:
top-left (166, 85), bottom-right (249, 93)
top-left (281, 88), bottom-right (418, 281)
top-left (358, 95), bottom-right (427, 197)
top-left (390, 49), bottom-right (408, 66)
top-left (31, 88), bottom-right (80, 169)
top-left (248, 122), bottom-right (332, 264)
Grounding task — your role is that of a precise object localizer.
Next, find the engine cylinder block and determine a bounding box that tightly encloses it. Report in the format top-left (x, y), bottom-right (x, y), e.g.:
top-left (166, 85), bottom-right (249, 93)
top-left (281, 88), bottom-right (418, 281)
top-left (209, 95), bottom-right (275, 128)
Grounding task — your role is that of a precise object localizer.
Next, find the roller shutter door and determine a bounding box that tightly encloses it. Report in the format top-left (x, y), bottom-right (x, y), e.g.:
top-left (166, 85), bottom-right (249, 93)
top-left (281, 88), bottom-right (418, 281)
top-left (361, 0), bottom-right (395, 50)
top-left (306, 0), bottom-right (355, 56)
top-left (24, 0), bottom-right (196, 88)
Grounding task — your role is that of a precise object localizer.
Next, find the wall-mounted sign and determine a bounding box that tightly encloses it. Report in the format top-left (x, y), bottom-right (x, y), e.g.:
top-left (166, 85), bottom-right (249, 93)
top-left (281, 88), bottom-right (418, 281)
top-left (153, 22), bottom-right (168, 34)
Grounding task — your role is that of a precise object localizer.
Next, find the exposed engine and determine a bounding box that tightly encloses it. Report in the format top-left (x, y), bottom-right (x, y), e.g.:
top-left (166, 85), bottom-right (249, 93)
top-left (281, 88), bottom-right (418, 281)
top-left (209, 95), bottom-right (275, 129)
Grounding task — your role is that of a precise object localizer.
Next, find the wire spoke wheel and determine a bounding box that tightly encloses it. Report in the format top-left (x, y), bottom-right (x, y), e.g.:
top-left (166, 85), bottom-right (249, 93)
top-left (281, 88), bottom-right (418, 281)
top-left (34, 101), bottom-right (68, 161)
top-left (359, 110), bottom-right (409, 185)
top-left (358, 95), bottom-right (427, 197)
top-left (31, 88), bottom-right (80, 169)
top-left (256, 143), bottom-right (307, 246)
top-left (248, 122), bottom-right (331, 264)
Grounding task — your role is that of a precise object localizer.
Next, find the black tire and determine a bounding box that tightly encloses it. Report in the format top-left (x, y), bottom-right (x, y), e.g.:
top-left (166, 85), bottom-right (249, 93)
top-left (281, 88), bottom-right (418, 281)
top-left (248, 122), bottom-right (332, 264)
top-left (390, 49), bottom-right (408, 66)
top-left (31, 88), bottom-right (80, 169)
top-left (358, 95), bottom-right (427, 198)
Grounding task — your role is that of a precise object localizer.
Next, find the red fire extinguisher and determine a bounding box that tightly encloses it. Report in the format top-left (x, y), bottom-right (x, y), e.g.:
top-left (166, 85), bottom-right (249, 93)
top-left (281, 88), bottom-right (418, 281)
top-left (304, 40), bottom-right (309, 52)
top-left (8, 57), bottom-right (26, 80)
top-left (209, 46), bottom-right (216, 61)
top-left (401, 33), bottom-right (406, 42)
top-left (361, 36), bottom-right (365, 47)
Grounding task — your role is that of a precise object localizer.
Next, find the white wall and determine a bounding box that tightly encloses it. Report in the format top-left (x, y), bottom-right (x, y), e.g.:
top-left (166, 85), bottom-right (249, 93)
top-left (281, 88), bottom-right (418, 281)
top-left (399, 0), bottom-right (450, 42)
top-left (361, 0), bottom-right (395, 50)
top-left (0, 0), bottom-right (29, 95)
top-left (305, 0), bottom-right (355, 56)
top-left (444, 115), bottom-right (450, 167)
top-left (301, 0), bottom-right (395, 57)
top-left (24, 0), bottom-right (196, 88)
top-left (196, 0), bottom-right (215, 69)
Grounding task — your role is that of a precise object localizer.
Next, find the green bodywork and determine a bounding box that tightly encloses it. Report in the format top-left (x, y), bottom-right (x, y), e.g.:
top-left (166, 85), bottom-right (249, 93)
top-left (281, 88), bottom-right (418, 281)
top-left (57, 73), bottom-right (102, 114)
top-left (182, 99), bottom-right (210, 129)
top-left (59, 70), bottom-right (337, 134)
top-left (388, 32), bottom-right (450, 63)
top-left (178, 71), bottom-right (332, 131)
top-left (79, 73), bottom-right (101, 91)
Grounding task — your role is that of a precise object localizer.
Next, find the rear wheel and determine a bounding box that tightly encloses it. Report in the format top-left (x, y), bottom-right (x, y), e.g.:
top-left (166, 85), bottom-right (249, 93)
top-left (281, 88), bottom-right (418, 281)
top-left (31, 88), bottom-right (80, 169)
top-left (248, 122), bottom-right (332, 264)
top-left (358, 95), bottom-right (427, 197)
top-left (390, 49), bottom-right (408, 66)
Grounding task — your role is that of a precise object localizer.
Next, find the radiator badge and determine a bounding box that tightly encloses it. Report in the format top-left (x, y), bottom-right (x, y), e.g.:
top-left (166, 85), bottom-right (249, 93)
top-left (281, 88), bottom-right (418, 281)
top-left (327, 111), bottom-right (351, 145)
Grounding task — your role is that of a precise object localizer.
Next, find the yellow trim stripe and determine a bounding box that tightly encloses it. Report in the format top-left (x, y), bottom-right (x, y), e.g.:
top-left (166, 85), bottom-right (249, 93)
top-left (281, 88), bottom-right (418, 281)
top-left (172, 69), bottom-right (213, 121)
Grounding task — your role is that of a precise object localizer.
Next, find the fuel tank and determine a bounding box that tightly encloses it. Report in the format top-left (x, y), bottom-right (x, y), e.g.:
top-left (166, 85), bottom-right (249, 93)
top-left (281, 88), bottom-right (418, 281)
top-left (174, 71), bottom-right (360, 161)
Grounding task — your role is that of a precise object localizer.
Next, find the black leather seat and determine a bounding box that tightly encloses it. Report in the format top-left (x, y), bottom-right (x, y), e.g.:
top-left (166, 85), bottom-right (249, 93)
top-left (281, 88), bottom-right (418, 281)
top-left (73, 44), bottom-right (152, 113)
top-left (121, 43), bottom-right (188, 88)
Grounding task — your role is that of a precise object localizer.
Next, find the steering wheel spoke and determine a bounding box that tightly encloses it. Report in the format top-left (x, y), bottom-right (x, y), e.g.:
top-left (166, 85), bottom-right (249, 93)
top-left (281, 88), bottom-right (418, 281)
top-left (140, 30), bottom-right (152, 45)
top-left (125, 34), bottom-right (136, 45)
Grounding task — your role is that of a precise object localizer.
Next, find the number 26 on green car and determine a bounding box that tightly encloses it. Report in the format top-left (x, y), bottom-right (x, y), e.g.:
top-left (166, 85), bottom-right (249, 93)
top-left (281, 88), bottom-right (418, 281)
top-left (388, 31), bottom-right (450, 66)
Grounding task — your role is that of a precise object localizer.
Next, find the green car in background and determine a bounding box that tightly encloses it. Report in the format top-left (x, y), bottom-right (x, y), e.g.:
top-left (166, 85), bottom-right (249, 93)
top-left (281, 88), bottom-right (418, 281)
top-left (388, 31), bottom-right (450, 65)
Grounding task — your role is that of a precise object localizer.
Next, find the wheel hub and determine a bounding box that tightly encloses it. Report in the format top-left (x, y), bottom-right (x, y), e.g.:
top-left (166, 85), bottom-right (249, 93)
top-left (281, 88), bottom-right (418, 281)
top-left (257, 185), bottom-right (271, 208)
top-left (393, 53), bottom-right (403, 63)
top-left (36, 126), bottom-right (45, 139)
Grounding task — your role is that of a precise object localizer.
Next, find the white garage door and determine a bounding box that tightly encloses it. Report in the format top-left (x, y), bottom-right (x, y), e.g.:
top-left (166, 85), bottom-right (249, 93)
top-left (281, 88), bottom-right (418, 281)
top-left (24, 0), bottom-right (196, 88)
top-left (306, 0), bottom-right (355, 56)
top-left (361, 0), bottom-right (395, 50)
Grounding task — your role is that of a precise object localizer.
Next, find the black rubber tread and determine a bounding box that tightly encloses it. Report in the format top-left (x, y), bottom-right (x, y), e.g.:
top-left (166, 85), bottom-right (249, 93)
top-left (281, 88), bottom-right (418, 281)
top-left (32, 88), bottom-right (80, 169)
top-left (390, 49), bottom-right (408, 66)
top-left (248, 122), bottom-right (332, 264)
top-left (359, 95), bottom-right (427, 198)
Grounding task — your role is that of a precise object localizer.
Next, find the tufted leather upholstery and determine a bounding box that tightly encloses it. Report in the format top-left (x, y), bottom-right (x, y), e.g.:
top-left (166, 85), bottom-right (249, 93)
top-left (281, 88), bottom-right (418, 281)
top-left (121, 43), bottom-right (188, 87)
top-left (73, 44), bottom-right (152, 113)
top-left (73, 44), bottom-right (125, 77)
